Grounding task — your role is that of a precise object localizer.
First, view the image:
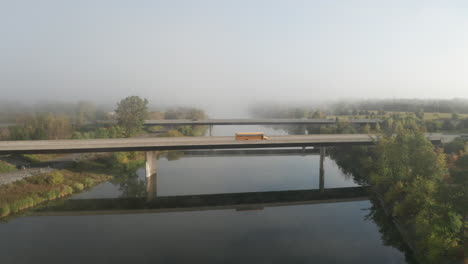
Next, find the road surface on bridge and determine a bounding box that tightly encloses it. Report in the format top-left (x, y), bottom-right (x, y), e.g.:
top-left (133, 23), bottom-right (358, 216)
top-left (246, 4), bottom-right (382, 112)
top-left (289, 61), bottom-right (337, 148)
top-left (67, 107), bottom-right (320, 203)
top-left (0, 134), bottom-right (379, 154)
top-left (143, 118), bottom-right (382, 126)
top-left (0, 134), bottom-right (442, 154)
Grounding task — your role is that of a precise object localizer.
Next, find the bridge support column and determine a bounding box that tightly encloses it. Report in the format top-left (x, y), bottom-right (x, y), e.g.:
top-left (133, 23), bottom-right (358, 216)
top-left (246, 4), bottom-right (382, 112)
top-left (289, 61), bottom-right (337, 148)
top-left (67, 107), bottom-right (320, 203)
top-left (209, 125), bottom-right (213, 136)
top-left (145, 151), bottom-right (158, 178)
top-left (146, 173), bottom-right (157, 201)
top-left (319, 147), bottom-right (325, 191)
top-left (145, 151), bottom-right (158, 200)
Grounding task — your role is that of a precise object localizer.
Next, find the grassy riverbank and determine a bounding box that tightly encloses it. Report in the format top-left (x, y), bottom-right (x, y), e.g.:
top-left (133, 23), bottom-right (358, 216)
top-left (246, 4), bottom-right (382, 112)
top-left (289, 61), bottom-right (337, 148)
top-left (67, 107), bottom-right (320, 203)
top-left (0, 168), bottom-right (112, 219)
top-left (0, 160), bottom-right (16, 173)
top-left (0, 151), bottom-right (148, 219)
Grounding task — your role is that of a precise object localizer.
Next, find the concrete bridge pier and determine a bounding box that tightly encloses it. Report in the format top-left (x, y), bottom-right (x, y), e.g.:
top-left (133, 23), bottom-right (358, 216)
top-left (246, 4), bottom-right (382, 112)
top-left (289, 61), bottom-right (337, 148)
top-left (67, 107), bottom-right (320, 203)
top-left (209, 125), bottom-right (213, 136)
top-left (319, 147), bottom-right (325, 191)
top-left (145, 151), bottom-right (159, 200)
top-left (146, 173), bottom-right (157, 201)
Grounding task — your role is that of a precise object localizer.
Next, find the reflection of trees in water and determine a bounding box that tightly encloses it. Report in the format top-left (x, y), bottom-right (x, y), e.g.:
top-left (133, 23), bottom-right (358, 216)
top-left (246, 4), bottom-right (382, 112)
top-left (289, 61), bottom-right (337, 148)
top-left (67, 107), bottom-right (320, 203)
top-left (328, 146), bottom-right (376, 186)
top-left (365, 196), bottom-right (418, 264)
top-left (329, 146), bottom-right (418, 264)
top-left (111, 164), bottom-right (146, 198)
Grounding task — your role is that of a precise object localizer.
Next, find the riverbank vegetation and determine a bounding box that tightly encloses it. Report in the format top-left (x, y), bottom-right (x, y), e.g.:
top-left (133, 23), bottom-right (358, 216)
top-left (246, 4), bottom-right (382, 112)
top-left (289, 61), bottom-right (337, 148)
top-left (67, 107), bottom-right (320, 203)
top-left (0, 151), bottom-right (149, 219)
top-left (0, 160), bottom-right (16, 173)
top-left (330, 132), bottom-right (467, 263)
top-left (0, 168), bottom-right (112, 219)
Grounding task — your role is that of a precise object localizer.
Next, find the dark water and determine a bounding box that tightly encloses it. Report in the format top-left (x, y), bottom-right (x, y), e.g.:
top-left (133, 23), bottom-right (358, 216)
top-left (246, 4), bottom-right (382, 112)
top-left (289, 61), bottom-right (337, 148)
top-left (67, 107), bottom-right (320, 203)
top-left (0, 126), bottom-right (411, 264)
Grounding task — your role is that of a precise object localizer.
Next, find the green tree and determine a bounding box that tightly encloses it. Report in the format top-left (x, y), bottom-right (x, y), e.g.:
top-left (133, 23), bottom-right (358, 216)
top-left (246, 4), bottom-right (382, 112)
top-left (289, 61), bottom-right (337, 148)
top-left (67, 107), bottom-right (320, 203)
top-left (115, 96), bottom-right (149, 137)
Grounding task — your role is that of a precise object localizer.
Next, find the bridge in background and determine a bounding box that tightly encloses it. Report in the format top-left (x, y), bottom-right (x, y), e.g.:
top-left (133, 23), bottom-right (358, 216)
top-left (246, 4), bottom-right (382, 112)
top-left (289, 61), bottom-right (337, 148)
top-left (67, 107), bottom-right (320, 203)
top-left (143, 118), bottom-right (383, 135)
top-left (143, 118), bottom-right (382, 126)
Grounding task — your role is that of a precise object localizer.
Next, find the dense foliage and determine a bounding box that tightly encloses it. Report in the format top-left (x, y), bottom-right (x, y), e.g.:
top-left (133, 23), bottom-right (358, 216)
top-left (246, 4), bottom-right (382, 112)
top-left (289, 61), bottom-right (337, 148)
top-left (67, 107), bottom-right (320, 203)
top-left (330, 132), bottom-right (467, 264)
top-left (115, 96), bottom-right (149, 137)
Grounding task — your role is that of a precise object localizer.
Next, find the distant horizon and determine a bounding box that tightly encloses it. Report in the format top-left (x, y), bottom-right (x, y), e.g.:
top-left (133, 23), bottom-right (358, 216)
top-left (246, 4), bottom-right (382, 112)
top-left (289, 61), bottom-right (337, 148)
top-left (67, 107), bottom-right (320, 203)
top-left (2, 1), bottom-right (468, 109)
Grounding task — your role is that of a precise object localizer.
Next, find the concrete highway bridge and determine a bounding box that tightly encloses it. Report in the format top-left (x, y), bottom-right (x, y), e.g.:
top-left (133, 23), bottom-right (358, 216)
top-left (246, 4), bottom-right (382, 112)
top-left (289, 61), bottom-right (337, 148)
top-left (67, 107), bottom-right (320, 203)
top-left (1, 134), bottom-right (441, 155)
top-left (0, 134), bottom-right (442, 188)
top-left (143, 118), bottom-right (383, 135)
top-left (34, 186), bottom-right (369, 216)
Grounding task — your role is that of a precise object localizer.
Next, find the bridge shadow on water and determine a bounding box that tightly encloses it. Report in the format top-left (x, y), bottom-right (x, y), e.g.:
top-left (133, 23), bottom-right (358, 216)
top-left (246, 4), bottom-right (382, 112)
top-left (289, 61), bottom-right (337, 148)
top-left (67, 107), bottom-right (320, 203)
top-left (33, 186), bottom-right (369, 216)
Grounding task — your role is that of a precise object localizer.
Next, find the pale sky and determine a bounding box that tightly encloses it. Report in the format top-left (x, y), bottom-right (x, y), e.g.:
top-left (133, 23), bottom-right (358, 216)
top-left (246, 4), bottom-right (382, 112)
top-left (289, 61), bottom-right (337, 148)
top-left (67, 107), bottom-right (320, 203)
top-left (1, 0), bottom-right (468, 113)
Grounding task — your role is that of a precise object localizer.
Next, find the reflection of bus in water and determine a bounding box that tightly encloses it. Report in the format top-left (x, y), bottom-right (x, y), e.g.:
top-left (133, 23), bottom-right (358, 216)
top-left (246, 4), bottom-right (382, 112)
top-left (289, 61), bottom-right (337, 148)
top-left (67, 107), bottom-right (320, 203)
top-left (235, 132), bottom-right (268, 140)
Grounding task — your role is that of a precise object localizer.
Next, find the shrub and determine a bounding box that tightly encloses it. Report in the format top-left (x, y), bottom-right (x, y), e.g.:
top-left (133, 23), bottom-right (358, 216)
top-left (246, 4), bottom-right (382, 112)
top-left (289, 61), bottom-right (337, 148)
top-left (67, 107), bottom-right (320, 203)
top-left (166, 129), bottom-right (184, 137)
top-left (46, 171), bottom-right (64, 185)
top-left (0, 203), bottom-right (10, 217)
top-left (72, 183), bottom-right (84, 191)
top-left (27, 175), bottom-right (46, 185)
top-left (83, 178), bottom-right (95, 188)
top-left (60, 185), bottom-right (73, 197)
top-left (45, 189), bottom-right (60, 200)
top-left (32, 195), bottom-right (46, 205)
top-left (444, 138), bottom-right (466, 154)
top-left (10, 197), bottom-right (34, 213)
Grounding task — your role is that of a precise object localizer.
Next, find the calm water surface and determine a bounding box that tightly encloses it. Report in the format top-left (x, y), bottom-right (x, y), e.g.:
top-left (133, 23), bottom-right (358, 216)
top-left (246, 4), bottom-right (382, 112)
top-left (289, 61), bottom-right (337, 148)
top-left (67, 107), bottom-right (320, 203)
top-left (0, 126), bottom-right (410, 264)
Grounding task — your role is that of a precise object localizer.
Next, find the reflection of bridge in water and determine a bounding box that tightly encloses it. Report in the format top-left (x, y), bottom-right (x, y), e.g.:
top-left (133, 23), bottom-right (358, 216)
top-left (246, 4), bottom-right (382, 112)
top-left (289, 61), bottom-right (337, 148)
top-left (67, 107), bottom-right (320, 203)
top-left (35, 148), bottom-right (369, 216)
top-left (146, 147), bottom-right (329, 200)
top-left (34, 186), bottom-right (369, 216)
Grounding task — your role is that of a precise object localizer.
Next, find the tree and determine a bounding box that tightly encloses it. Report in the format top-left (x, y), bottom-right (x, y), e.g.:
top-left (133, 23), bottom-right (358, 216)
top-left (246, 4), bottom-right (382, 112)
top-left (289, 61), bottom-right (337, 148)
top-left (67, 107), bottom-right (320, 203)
top-left (115, 96), bottom-right (149, 137)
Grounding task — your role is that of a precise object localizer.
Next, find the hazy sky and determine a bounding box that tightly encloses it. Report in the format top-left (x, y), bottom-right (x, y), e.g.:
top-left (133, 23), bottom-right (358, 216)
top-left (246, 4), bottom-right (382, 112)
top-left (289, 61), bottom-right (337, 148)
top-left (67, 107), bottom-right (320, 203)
top-left (1, 0), bottom-right (468, 112)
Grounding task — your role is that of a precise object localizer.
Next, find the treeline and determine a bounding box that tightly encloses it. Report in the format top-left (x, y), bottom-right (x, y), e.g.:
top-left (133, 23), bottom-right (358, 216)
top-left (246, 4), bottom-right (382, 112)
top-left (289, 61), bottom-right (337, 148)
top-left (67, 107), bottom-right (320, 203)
top-left (329, 131), bottom-right (467, 263)
top-left (332, 98), bottom-right (468, 114)
top-left (250, 103), bottom-right (468, 133)
top-left (0, 97), bottom-right (209, 141)
top-left (250, 98), bottom-right (468, 116)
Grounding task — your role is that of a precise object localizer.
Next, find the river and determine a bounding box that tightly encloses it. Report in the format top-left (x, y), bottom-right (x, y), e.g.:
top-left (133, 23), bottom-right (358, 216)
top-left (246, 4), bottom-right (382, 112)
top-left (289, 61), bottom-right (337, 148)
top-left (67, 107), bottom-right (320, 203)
top-left (0, 125), bottom-right (414, 264)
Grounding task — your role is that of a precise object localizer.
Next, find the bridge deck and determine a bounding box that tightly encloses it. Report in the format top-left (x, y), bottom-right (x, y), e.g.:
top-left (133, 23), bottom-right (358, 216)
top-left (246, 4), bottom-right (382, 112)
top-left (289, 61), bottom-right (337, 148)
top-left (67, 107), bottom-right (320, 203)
top-left (144, 118), bottom-right (382, 126)
top-left (0, 134), bottom-right (442, 154)
top-left (0, 134), bottom-right (381, 154)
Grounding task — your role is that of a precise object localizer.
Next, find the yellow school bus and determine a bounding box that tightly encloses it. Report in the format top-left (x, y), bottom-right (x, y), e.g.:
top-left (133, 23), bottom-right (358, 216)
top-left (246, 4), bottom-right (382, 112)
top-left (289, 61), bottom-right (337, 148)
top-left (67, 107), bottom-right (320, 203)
top-left (235, 132), bottom-right (268, 140)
